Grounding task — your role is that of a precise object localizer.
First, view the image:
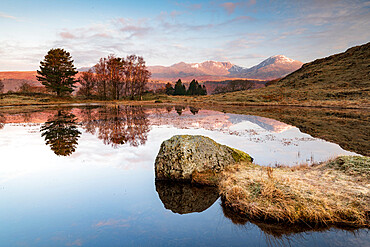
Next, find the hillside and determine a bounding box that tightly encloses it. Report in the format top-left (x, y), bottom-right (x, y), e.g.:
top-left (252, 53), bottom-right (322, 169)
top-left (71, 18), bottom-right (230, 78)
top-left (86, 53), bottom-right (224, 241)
top-left (278, 43), bottom-right (370, 90)
top-left (208, 42), bottom-right (370, 108)
top-left (0, 71), bottom-right (41, 92)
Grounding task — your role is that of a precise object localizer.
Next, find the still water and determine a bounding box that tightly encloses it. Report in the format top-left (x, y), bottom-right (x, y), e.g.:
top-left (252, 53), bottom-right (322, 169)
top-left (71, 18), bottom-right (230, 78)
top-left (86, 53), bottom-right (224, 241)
top-left (0, 105), bottom-right (368, 246)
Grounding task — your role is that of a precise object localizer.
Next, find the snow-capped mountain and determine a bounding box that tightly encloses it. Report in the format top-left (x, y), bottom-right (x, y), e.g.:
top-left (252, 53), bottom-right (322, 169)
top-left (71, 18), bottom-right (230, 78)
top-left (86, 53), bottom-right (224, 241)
top-left (149, 61), bottom-right (234, 79)
top-left (228, 55), bottom-right (303, 80)
top-left (149, 55), bottom-right (302, 81)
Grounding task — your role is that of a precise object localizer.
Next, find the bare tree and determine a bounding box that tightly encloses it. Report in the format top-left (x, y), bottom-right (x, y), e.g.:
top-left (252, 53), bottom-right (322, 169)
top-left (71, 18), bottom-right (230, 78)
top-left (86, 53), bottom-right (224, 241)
top-left (93, 54), bottom-right (150, 100)
top-left (94, 58), bottom-right (109, 100)
top-left (78, 69), bottom-right (96, 99)
top-left (107, 55), bottom-right (124, 100)
top-left (123, 55), bottom-right (150, 100)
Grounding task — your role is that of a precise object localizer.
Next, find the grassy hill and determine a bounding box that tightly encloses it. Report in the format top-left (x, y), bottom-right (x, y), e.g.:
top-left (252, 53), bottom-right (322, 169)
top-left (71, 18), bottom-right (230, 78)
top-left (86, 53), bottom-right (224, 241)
top-left (208, 42), bottom-right (370, 108)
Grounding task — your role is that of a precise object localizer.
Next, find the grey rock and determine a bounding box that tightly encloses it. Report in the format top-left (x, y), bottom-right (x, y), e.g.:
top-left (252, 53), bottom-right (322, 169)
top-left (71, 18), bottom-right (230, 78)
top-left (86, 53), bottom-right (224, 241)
top-left (155, 135), bottom-right (252, 181)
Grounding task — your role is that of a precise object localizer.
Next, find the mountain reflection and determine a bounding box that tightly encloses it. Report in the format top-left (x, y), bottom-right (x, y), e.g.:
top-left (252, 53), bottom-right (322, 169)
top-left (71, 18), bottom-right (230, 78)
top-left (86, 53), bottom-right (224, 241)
top-left (40, 110), bottom-right (81, 156)
top-left (80, 105), bottom-right (149, 148)
top-left (155, 181), bottom-right (219, 214)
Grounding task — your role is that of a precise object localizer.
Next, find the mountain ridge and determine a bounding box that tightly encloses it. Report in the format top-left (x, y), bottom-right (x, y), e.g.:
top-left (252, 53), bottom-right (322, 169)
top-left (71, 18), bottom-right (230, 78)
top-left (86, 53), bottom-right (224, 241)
top-left (149, 55), bottom-right (302, 80)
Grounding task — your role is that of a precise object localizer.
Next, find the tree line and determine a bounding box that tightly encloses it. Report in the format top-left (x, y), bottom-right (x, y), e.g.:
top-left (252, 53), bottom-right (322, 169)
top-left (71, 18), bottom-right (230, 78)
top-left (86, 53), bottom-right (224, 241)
top-left (36, 48), bottom-right (151, 100)
top-left (165, 79), bottom-right (207, 96)
top-left (213, 80), bottom-right (254, 94)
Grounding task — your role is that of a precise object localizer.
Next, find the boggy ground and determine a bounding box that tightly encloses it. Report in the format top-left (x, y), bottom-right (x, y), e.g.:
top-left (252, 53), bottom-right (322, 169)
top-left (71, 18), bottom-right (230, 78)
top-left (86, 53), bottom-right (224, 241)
top-left (215, 156), bottom-right (369, 228)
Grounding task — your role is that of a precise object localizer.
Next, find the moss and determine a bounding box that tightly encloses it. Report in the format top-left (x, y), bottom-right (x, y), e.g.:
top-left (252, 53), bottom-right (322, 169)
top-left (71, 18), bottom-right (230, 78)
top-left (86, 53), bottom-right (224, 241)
top-left (231, 148), bottom-right (253, 163)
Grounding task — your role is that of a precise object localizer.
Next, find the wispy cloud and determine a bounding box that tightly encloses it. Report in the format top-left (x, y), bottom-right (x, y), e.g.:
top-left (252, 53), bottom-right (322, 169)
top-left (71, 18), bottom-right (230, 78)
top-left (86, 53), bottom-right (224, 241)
top-left (94, 218), bottom-right (130, 228)
top-left (0, 12), bottom-right (17, 20)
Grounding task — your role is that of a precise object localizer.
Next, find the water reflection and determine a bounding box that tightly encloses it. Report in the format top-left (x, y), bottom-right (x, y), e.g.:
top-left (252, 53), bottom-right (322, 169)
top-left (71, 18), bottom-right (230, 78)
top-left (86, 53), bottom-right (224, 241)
top-left (189, 106), bottom-right (200, 115)
top-left (0, 105), bottom-right (358, 165)
top-left (156, 181), bottom-right (219, 214)
top-left (175, 105), bottom-right (186, 116)
top-left (40, 110), bottom-right (81, 156)
top-left (81, 105), bottom-right (149, 148)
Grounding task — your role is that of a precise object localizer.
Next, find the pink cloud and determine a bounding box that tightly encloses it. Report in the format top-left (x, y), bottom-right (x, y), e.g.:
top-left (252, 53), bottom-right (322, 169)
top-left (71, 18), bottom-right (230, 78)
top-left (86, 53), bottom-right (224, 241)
top-left (60, 32), bottom-right (76, 39)
top-left (220, 2), bottom-right (238, 15)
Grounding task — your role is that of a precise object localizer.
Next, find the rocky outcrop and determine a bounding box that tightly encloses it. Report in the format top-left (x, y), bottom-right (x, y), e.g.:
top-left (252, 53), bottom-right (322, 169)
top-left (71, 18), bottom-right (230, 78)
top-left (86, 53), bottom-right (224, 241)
top-left (155, 181), bottom-right (219, 214)
top-left (155, 135), bottom-right (252, 182)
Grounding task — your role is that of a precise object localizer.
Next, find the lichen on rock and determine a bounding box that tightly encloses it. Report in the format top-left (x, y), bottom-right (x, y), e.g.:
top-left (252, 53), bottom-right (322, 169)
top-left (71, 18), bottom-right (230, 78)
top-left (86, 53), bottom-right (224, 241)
top-left (154, 135), bottom-right (252, 182)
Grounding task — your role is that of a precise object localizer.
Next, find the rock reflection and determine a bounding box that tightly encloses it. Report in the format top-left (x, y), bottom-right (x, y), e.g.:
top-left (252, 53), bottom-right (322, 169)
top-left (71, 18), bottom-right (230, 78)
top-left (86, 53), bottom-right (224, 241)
top-left (80, 105), bottom-right (149, 148)
top-left (40, 110), bottom-right (81, 156)
top-left (155, 181), bottom-right (219, 214)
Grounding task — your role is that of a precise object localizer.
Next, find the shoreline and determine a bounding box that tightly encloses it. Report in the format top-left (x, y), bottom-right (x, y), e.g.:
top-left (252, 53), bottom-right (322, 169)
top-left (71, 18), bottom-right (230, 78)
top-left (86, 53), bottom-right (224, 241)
top-left (1, 93), bottom-right (369, 110)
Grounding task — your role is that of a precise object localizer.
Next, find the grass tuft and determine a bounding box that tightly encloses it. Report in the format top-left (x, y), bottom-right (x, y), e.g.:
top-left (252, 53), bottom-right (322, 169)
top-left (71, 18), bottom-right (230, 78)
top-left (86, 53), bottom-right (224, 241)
top-left (219, 156), bottom-right (370, 227)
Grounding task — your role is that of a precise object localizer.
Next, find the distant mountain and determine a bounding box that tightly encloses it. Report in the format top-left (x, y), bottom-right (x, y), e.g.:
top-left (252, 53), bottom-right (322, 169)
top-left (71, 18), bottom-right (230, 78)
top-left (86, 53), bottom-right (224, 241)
top-left (149, 61), bottom-right (234, 80)
top-left (229, 55), bottom-right (303, 80)
top-left (0, 71), bottom-right (41, 92)
top-left (148, 56), bottom-right (302, 81)
top-left (77, 67), bottom-right (92, 72)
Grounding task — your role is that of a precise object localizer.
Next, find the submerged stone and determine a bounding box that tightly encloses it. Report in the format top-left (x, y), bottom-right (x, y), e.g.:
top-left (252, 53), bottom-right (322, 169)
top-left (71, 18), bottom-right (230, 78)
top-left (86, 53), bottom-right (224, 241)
top-left (155, 135), bottom-right (252, 182)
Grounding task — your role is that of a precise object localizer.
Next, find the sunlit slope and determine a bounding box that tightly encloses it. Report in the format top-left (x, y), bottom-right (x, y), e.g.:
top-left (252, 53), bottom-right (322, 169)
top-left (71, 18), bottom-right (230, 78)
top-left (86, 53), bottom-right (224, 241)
top-left (209, 42), bottom-right (370, 107)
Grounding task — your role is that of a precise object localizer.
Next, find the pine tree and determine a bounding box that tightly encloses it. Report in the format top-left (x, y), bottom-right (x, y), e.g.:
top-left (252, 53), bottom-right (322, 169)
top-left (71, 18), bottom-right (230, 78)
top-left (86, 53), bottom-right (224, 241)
top-left (37, 48), bottom-right (78, 96)
top-left (174, 79), bottom-right (186, 95)
top-left (187, 79), bottom-right (197, 95)
top-left (165, 82), bottom-right (175, 95)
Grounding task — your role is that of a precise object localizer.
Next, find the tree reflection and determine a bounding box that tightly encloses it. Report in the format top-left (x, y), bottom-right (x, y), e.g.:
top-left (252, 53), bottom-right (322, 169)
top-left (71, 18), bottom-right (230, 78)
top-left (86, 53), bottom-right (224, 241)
top-left (175, 105), bottom-right (185, 116)
top-left (40, 110), bottom-right (81, 156)
top-left (189, 106), bottom-right (200, 115)
top-left (81, 105), bottom-right (149, 148)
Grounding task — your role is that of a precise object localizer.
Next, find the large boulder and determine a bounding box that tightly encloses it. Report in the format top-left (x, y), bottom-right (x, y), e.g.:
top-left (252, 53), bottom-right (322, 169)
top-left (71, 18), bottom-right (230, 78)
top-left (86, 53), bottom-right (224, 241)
top-left (155, 135), bottom-right (252, 182)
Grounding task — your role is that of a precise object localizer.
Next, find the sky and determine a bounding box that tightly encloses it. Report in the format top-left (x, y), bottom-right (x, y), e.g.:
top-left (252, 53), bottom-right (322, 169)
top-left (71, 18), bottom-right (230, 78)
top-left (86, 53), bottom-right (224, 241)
top-left (0, 0), bottom-right (369, 71)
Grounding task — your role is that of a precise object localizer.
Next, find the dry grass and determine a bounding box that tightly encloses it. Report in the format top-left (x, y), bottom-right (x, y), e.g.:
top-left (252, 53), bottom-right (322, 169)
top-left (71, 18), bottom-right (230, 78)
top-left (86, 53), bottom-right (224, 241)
top-left (0, 92), bottom-right (171, 107)
top-left (219, 156), bottom-right (370, 227)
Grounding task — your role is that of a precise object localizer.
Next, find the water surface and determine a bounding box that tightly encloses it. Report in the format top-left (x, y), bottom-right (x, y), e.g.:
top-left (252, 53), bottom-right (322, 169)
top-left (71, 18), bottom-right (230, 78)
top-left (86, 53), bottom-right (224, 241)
top-left (0, 105), bottom-right (367, 246)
